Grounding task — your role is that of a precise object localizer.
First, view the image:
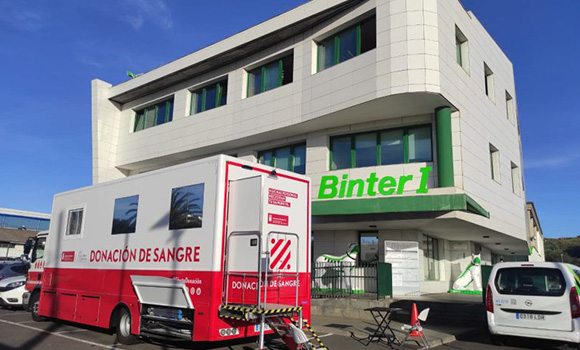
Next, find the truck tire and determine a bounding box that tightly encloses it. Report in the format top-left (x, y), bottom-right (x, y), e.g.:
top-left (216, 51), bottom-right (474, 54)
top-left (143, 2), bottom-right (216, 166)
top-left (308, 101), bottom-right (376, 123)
top-left (30, 292), bottom-right (45, 322)
top-left (115, 308), bottom-right (140, 345)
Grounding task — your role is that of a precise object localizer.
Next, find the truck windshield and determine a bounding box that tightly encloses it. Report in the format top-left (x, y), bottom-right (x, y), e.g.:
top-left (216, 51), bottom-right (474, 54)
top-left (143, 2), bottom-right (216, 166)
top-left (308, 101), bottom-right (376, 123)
top-left (31, 237), bottom-right (46, 263)
top-left (495, 267), bottom-right (566, 297)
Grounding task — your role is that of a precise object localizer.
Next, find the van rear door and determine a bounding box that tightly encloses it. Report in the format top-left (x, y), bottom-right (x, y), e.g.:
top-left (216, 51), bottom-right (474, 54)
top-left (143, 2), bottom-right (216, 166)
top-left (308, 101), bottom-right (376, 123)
top-left (493, 266), bottom-right (572, 331)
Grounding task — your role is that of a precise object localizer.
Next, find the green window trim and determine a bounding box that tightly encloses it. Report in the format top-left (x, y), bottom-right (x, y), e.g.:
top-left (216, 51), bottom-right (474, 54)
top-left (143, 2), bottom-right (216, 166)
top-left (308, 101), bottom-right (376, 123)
top-left (133, 98), bottom-right (174, 132)
top-left (329, 124), bottom-right (433, 170)
top-left (316, 16), bottom-right (376, 72)
top-left (257, 143), bottom-right (306, 174)
top-left (247, 54), bottom-right (293, 97)
top-left (190, 79), bottom-right (228, 115)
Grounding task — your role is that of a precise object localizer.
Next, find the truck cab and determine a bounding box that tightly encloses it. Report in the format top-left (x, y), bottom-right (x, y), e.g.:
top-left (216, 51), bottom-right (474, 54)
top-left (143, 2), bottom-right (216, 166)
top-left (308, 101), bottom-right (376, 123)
top-left (22, 231), bottom-right (48, 316)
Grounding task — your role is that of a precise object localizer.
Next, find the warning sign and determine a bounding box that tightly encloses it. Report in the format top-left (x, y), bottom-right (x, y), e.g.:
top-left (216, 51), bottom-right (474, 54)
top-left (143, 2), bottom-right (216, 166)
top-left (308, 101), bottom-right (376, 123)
top-left (268, 188), bottom-right (298, 208)
top-left (267, 213), bottom-right (289, 226)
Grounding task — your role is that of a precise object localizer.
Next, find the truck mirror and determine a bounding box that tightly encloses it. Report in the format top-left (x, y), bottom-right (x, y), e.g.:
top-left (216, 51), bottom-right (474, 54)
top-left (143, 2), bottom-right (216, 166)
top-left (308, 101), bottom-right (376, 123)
top-left (23, 237), bottom-right (34, 255)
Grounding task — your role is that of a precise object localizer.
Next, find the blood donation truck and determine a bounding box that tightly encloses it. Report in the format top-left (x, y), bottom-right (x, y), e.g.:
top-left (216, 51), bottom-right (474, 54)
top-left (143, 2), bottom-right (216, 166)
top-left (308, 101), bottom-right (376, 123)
top-left (24, 155), bottom-right (315, 348)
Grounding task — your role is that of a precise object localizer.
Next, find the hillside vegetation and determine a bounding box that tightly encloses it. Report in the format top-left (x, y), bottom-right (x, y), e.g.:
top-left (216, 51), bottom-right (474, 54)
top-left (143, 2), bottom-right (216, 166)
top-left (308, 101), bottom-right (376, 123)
top-left (545, 237), bottom-right (580, 266)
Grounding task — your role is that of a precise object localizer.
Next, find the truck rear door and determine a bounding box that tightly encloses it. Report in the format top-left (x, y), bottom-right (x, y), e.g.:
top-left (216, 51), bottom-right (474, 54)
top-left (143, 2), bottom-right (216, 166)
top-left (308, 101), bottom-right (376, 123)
top-left (493, 266), bottom-right (572, 331)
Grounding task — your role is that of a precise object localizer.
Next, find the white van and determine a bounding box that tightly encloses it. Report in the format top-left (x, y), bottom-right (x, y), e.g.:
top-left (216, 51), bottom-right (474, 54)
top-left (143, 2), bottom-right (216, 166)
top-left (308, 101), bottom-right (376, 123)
top-left (486, 262), bottom-right (580, 345)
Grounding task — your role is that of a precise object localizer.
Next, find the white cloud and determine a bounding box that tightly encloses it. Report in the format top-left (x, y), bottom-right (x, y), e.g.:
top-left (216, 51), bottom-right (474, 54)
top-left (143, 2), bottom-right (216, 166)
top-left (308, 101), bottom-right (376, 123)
top-left (0, 1), bottom-right (48, 31)
top-left (525, 152), bottom-right (580, 170)
top-left (121, 0), bottom-right (173, 31)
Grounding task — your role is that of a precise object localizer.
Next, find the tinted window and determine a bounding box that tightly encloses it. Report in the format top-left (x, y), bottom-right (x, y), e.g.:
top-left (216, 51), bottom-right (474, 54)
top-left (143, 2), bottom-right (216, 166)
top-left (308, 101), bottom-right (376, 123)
top-left (331, 136), bottom-right (351, 170)
top-left (112, 195), bottom-right (139, 235)
top-left (355, 133), bottom-right (377, 167)
top-left (11, 264), bottom-right (29, 274)
top-left (170, 184), bottom-right (204, 230)
top-left (380, 129), bottom-right (404, 165)
top-left (338, 27), bottom-right (357, 63)
top-left (495, 267), bottom-right (566, 296)
top-left (408, 126), bottom-right (432, 162)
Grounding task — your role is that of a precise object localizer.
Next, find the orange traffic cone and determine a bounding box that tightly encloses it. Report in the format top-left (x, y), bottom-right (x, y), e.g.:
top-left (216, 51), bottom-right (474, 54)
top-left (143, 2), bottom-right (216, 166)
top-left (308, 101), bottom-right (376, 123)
top-left (409, 303), bottom-right (421, 337)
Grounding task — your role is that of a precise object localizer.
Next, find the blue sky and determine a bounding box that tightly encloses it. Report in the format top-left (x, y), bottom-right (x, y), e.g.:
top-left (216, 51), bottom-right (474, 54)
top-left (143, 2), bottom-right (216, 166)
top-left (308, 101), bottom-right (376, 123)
top-left (0, 0), bottom-right (578, 238)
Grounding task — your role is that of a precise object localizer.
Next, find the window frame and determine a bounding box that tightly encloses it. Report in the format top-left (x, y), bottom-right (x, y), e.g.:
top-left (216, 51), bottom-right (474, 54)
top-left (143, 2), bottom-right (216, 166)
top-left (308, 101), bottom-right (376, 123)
top-left (189, 79), bottom-right (228, 115)
top-left (111, 195), bottom-right (140, 235)
top-left (64, 204), bottom-right (86, 240)
top-left (489, 144), bottom-right (501, 183)
top-left (423, 234), bottom-right (440, 281)
top-left (246, 53), bottom-right (293, 97)
top-left (316, 16), bottom-right (376, 72)
top-left (257, 143), bottom-right (306, 174)
top-left (455, 26), bottom-right (469, 73)
top-left (511, 162), bottom-right (521, 196)
top-left (329, 124), bottom-right (433, 170)
top-left (484, 63), bottom-right (494, 101)
top-left (505, 91), bottom-right (516, 125)
top-left (133, 98), bottom-right (174, 132)
top-left (169, 183), bottom-right (205, 231)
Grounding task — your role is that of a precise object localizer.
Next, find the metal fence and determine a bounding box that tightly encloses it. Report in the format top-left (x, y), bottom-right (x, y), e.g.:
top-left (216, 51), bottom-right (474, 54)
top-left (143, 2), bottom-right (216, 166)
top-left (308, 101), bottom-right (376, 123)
top-left (311, 261), bottom-right (378, 299)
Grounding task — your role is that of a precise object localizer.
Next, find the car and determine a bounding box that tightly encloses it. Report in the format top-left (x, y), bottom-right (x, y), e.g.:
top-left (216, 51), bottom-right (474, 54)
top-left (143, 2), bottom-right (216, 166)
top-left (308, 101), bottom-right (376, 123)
top-left (486, 262), bottom-right (580, 346)
top-left (0, 261), bottom-right (30, 281)
top-left (0, 275), bottom-right (26, 308)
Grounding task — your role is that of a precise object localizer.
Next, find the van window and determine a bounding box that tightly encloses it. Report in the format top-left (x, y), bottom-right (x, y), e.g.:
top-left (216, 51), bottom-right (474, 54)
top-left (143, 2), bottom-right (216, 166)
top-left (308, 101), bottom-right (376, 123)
top-left (169, 183), bottom-right (204, 230)
top-left (66, 208), bottom-right (84, 236)
top-left (112, 195), bottom-right (139, 235)
top-left (495, 267), bottom-right (566, 297)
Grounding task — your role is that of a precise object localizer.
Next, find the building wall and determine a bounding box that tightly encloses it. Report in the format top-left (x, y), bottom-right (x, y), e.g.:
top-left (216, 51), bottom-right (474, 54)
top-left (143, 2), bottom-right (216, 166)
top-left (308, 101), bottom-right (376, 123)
top-left (437, 0), bottom-right (527, 239)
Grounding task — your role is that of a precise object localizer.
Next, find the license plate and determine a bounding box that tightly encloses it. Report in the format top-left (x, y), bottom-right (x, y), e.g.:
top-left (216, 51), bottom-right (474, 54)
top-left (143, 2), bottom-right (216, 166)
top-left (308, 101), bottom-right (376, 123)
top-left (516, 313), bottom-right (545, 321)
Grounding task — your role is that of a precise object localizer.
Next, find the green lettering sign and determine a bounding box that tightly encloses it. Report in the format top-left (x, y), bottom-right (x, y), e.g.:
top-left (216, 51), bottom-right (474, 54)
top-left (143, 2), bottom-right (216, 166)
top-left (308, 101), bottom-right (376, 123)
top-left (317, 167), bottom-right (432, 199)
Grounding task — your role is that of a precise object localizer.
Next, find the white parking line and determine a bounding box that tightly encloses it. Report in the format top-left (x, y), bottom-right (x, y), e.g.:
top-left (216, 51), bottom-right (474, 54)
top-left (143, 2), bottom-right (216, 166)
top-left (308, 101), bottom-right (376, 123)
top-left (308, 333), bottom-right (334, 340)
top-left (0, 318), bottom-right (122, 349)
top-left (0, 312), bottom-right (29, 316)
top-left (18, 320), bottom-right (37, 324)
top-left (55, 329), bottom-right (89, 334)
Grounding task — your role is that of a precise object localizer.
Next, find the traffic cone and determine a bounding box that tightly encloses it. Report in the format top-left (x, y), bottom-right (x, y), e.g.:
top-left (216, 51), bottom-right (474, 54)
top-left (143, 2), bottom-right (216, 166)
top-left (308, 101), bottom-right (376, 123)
top-left (409, 303), bottom-right (421, 337)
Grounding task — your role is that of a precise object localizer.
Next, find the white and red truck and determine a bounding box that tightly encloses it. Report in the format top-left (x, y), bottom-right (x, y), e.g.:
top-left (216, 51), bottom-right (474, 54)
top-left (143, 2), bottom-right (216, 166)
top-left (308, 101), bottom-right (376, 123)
top-left (23, 155), bottom-right (313, 348)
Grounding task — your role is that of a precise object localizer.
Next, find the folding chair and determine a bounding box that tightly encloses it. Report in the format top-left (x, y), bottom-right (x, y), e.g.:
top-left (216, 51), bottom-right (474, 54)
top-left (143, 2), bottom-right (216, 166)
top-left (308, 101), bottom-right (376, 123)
top-left (399, 308), bottom-right (430, 349)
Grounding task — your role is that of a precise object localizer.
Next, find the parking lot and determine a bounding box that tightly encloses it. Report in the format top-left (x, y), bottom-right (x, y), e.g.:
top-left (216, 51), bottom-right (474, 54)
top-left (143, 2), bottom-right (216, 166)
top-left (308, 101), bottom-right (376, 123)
top-left (1, 305), bottom-right (573, 350)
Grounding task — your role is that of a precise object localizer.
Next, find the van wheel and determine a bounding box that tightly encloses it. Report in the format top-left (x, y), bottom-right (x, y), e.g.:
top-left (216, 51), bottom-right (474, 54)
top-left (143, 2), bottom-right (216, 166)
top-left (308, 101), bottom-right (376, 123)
top-left (115, 308), bottom-right (140, 345)
top-left (30, 292), bottom-right (45, 322)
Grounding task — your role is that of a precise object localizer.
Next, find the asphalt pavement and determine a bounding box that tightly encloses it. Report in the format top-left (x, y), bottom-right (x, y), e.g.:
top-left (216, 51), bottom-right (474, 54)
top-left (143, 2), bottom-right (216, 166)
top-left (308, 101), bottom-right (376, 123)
top-left (0, 306), bottom-right (572, 350)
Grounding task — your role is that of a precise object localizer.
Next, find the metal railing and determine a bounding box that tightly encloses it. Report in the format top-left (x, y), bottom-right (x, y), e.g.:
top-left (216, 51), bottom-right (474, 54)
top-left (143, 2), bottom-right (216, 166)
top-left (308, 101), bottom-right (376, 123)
top-left (311, 261), bottom-right (378, 299)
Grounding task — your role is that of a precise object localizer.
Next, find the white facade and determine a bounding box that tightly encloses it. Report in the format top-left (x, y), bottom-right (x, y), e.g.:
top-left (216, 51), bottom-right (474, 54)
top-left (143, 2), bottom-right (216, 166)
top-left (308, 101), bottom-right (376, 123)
top-left (91, 0), bottom-right (539, 294)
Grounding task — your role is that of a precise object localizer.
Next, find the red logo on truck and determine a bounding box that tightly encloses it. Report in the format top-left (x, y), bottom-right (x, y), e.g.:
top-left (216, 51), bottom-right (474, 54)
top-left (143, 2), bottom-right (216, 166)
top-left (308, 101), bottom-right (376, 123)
top-left (270, 239), bottom-right (292, 270)
top-left (61, 251), bottom-right (75, 262)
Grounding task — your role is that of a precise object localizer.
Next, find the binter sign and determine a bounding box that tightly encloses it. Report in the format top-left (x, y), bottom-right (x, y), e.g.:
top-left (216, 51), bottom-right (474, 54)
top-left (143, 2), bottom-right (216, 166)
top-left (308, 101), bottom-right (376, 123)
top-left (317, 166), bottom-right (432, 199)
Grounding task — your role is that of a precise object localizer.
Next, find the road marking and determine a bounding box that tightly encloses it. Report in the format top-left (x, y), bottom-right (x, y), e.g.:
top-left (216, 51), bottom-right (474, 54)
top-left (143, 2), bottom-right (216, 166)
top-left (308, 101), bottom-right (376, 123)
top-left (18, 320), bottom-right (37, 324)
top-left (0, 318), bottom-right (123, 349)
top-left (308, 333), bottom-right (334, 340)
top-left (55, 329), bottom-right (89, 334)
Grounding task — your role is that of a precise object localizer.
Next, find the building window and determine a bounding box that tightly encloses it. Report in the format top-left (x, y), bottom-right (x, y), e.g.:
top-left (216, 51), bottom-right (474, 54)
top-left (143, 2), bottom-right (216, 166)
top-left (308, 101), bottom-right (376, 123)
top-left (455, 26), bottom-right (469, 72)
top-left (258, 143), bottom-right (306, 174)
top-left (66, 207), bottom-right (84, 236)
top-left (170, 183), bottom-right (204, 230)
top-left (490, 144), bottom-right (500, 182)
top-left (317, 16), bottom-right (376, 72)
top-left (505, 91), bottom-right (515, 124)
top-left (511, 162), bottom-right (521, 195)
top-left (423, 234), bottom-right (439, 280)
top-left (330, 125), bottom-right (432, 170)
top-left (190, 79), bottom-right (227, 115)
top-left (359, 231), bottom-right (379, 263)
top-left (484, 63), bottom-right (494, 100)
top-left (134, 98), bottom-right (174, 132)
top-left (111, 195), bottom-right (139, 235)
top-left (247, 54), bottom-right (293, 97)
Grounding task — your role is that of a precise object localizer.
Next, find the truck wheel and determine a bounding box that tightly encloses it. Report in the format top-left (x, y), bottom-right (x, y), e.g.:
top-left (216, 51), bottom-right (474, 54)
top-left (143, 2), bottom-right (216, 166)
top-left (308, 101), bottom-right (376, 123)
top-left (30, 292), bottom-right (45, 322)
top-left (115, 308), bottom-right (140, 345)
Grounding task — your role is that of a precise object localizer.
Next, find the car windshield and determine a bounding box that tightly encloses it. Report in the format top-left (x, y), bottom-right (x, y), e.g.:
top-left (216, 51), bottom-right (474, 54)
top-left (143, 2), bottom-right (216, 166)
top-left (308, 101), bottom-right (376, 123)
top-left (495, 267), bottom-right (566, 296)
